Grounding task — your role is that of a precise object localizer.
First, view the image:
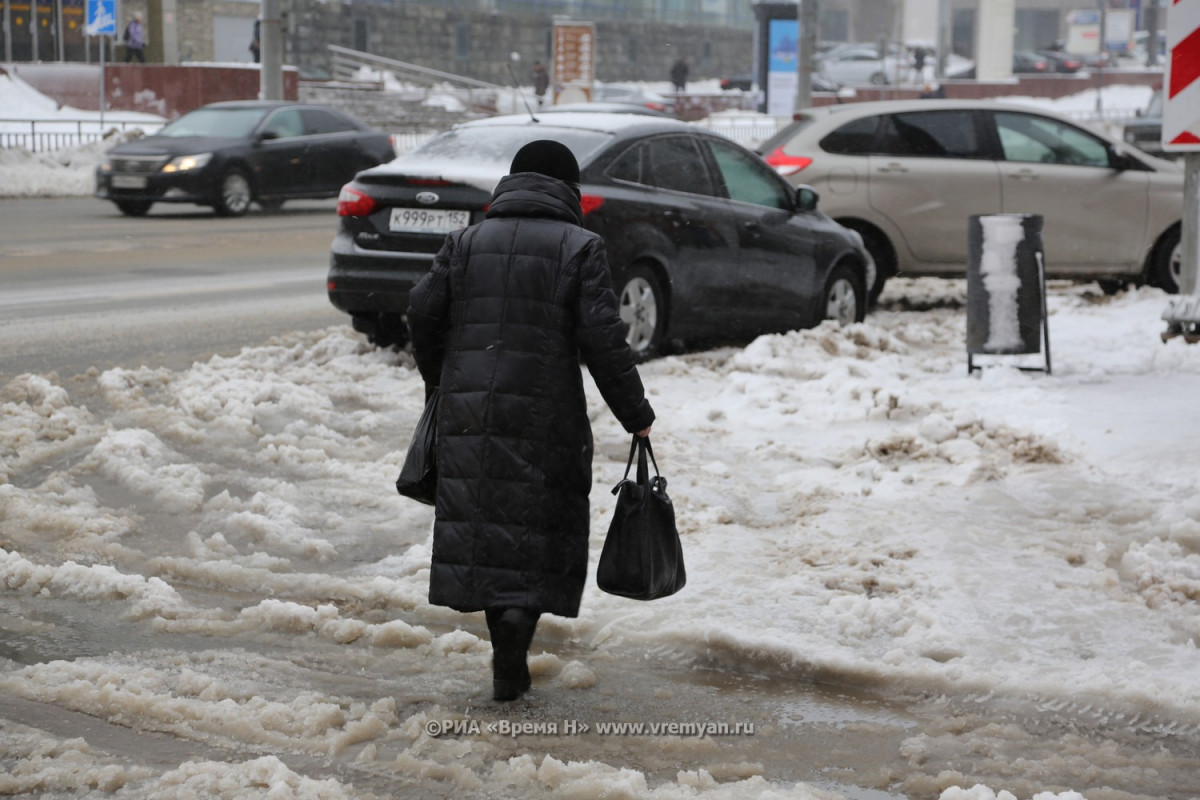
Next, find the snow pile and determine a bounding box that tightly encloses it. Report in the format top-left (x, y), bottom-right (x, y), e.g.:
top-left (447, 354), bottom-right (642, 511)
top-left (2, 277), bottom-right (1199, 797)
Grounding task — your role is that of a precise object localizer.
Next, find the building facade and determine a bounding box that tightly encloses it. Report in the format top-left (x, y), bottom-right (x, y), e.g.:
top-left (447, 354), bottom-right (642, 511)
top-left (1, 0), bottom-right (1162, 81)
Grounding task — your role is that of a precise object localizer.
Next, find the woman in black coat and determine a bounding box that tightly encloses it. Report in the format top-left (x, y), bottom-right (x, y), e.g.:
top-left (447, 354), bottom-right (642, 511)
top-left (407, 140), bottom-right (655, 701)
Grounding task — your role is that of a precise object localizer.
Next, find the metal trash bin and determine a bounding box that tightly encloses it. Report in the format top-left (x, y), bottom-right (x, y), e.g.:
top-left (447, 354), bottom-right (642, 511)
top-left (966, 214), bottom-right (1051, 375)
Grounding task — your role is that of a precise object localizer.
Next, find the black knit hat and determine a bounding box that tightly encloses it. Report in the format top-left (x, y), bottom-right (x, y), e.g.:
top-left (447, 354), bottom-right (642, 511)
top-left (509, 139), bottom-right (580, 186)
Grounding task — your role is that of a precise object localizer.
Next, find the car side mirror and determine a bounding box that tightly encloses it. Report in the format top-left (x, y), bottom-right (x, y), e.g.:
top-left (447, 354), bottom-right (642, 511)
top-left (257, 130), bottom-right (280, 142)
top-left (795, 185), bottom-right (820, 213)
top-left (1109, 148), bottom-right (1136, 171)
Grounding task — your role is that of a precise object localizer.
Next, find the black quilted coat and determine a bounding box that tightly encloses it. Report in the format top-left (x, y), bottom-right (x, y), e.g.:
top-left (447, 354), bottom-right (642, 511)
top-left (407, 172), bottom-right (656, 618)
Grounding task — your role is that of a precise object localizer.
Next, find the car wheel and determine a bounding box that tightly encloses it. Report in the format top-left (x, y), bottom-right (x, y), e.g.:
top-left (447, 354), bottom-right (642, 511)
top-left (213, 169), bottom-right (253, 217)
top-left (1149, 228), bottom-right (1181, 293)
top-left (869, 72), bottom-right (889, 85)
top-left (617, 265), bottom-right (667, 359)
top-left (114, 199), bottom-right (153, 216)
top-left (839, 221), bottom-right (893, 306)
top-left (822, 263), bottom-right (866, 326)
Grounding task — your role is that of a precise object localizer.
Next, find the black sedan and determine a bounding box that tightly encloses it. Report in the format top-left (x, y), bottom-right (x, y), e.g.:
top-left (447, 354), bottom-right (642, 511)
top-left (327, 113), bottom-right (873, 358)
top-left (95, 101), bottom-right (395, 217)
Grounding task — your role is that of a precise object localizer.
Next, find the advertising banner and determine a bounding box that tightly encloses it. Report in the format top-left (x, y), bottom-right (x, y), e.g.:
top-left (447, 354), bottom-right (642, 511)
top-left (766, 19), bottom-right (799, 117)
top-left (552, 21), bottom-right (595, 104)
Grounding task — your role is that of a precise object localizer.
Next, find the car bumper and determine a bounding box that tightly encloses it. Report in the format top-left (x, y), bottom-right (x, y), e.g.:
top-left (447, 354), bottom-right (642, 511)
top-left (94, 168), bottom-right (218, 205)
top-left (326, 233), bottom-right (435, 316)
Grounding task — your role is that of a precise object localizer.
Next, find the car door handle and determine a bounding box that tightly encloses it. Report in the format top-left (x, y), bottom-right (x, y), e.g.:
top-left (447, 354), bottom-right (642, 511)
top-left (742, 220), bottom-right (761, 233)
top-left (877, 162), bottom-right (909, 174)
top-left (1007, 168), bottom-right (1039, 181)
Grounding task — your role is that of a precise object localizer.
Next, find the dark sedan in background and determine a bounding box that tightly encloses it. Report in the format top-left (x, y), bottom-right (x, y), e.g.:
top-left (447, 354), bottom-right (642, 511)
top-left (1123, 90), bottom-right (1175, 160)
top-left (95, 101), bottom-right (395, 217)
top-left (327, 112), bottom-right (874, 358)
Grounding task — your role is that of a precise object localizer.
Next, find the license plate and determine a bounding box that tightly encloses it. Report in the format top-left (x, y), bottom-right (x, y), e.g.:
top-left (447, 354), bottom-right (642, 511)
top-left (389, 208), bottom-right (470, 234)
top-left (112, 174), bottom-right (148, 189)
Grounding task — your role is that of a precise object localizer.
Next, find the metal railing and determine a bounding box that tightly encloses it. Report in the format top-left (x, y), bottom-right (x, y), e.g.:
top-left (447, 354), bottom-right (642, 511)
top-left (326, 45), bottom-right (505, 112)
top-left (0, 118), bottom-right (163, 152)
top-left (692, 115), bottom-right (786, 149)
top-left (0, 103), bottom-right (1142, 156)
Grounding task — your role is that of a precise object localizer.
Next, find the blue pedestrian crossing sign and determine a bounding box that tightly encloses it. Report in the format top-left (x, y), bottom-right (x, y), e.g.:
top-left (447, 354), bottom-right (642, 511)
top-left (87, 0), bottom-right (118, 36)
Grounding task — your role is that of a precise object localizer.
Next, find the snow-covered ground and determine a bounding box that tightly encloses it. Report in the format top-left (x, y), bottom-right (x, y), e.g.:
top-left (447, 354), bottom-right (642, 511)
top-left (3, 72), bottom-right (1197, 800)
top-left (2, 278), bottom-right (1198, 799)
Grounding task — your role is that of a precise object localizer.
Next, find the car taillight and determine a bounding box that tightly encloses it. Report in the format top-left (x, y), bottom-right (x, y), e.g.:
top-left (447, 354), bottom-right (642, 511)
top-left (645, 102), bottom-right (667, 112)
top-left (580, 194), bottom-right (604, 216)
top-left (337, 186), bottom-right (377, 217)
top-left (763, 146), bottom-right (813, 177)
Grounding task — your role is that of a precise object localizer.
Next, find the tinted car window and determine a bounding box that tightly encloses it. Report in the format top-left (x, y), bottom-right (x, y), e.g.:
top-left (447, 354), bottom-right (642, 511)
top-left (607, 142), bottom-right (646, 184)
top-left (707, 138), bottom-right (792, 210)
top-left (157, 107), bottom-right (267, 138)
top-left (261, 108), bottom-right (305, 139)
top-left (878, 111), bottom-right (980, 158)
top-left (302, 108), bottom-right (356, 135)
top-left (994, 111), bottom-right (1111, 167)
top-left (820, 116), bottom-right (881, 155)
top-left (645, 136), bottom-right (715, 195)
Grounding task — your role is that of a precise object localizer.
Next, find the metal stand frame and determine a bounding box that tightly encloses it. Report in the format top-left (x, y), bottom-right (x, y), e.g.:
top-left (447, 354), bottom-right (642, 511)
top-left (968, 254), bottom-right (1052, 376)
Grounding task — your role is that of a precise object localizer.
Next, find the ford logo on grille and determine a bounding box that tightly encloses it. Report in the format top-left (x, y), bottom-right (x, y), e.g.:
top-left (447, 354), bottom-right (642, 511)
top-left (415, 191), bottom-right (440, 205)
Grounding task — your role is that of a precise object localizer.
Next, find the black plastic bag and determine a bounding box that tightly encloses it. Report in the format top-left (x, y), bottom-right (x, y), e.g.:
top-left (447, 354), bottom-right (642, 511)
top-left (395, 390), bottom-right (438, 505)
top-left (597, 436), bottom-right (686, 600)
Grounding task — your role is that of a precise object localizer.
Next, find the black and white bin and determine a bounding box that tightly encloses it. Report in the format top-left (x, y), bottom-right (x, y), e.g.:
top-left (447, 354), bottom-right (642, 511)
top-left (966, 214), bottom-right (1051, 375)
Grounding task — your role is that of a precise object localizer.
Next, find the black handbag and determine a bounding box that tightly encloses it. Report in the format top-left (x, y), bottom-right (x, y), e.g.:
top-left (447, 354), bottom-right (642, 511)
top-left (395, 390), bottom-right (438, 505)
top-left (597, 436), bottom-right (686, 600)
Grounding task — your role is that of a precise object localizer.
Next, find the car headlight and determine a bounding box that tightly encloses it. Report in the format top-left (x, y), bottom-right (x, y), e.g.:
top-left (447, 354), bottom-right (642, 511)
top-left (1123, 130), bottom-right (1136, 144)
top-left (161, 153), bottom-right (213, 173)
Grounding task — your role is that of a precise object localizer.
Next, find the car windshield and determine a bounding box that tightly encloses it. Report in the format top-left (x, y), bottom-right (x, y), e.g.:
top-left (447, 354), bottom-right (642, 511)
top-left (408, 126), bottom-right (612, 170)
top-left (1146, 92), bottom-right (1163, 117)
top-left (157, 107), bottom-right (269, 138)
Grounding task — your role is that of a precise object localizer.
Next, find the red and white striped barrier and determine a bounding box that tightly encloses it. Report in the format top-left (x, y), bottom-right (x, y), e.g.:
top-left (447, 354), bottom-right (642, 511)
top-left (1165, 0), bottom-right (1200, 151)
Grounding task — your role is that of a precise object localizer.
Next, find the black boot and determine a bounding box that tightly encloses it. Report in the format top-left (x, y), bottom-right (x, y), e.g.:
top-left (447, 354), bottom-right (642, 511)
top-left (485, 607), bottom-right (539, 701)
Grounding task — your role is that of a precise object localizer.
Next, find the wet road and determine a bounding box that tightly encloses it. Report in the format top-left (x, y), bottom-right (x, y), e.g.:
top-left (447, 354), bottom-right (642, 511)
top-left (0, 196), bottom-right (345, 379)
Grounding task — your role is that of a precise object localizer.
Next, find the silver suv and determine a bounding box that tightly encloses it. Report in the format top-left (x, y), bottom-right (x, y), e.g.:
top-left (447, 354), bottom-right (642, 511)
top-left (759, 99), bottom-right (1184, 301)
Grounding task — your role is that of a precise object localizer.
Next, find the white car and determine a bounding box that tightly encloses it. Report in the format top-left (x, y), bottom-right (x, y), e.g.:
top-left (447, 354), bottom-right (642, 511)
top-left (758, 99), bottom-right (1185, 302)
top-left (818, 46), bottom-right (908, 86)
top-left (591, 84), bottom-right (674, 115)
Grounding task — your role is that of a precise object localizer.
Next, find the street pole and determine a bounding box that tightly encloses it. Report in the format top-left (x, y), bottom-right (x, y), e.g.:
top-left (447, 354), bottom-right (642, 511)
top-left (1162, 154), bottom-right (1200, 342)
top-left (260, 0), bottom-right (284, 101)
top-left (56, 0), bottom-right (64, 61)
top-left (794, 0), bottom-right (818, 114)
top-left (3, 0), bottom-right (12, 63)
top-left (1182, 155), bottom-right (1199, 297)
top-left (1145, 0), bottom-right (1160, 67)
top-left (99, 34), bottom-right (106, 128)
top-left (937, 0), bottom-right (950, 79)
